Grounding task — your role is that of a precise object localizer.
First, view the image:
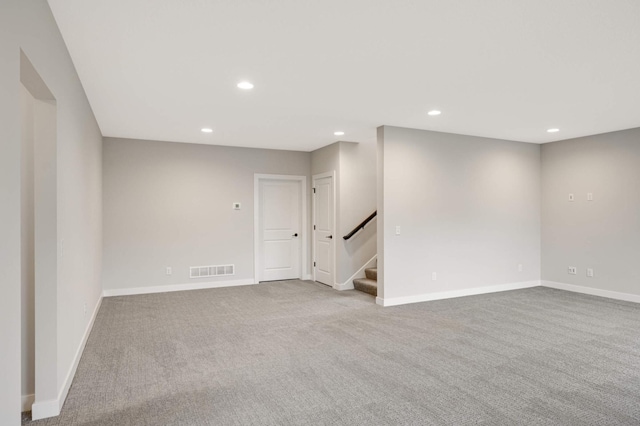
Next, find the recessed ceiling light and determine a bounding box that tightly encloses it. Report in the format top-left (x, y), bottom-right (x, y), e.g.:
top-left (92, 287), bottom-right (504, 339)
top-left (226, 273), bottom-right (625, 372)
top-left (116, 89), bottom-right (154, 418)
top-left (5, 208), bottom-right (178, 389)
top-left (201, 128), bottom-right (213, 133)
top-left (428, 110), bottom-right (442, 116)
top-left (547, 128), bottom-right (560, 133)
top-left (237, 81), bottom-right (254, 90)
top-left (334, 131), bottom-right (345, 136)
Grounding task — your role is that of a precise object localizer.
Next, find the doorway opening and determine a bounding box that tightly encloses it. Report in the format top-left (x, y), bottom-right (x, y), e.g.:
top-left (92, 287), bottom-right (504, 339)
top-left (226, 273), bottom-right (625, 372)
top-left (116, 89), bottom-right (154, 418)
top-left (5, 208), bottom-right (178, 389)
top-left (20, 50), bottom-right (59, 420)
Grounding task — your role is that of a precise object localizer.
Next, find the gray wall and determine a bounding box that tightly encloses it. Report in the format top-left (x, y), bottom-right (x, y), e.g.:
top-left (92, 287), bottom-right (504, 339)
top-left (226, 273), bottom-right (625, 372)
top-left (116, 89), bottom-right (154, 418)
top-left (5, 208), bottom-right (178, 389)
top-left (0, 1), bottom-right (103, 423)
top-left (311, 141), bottom-right (340, 177)
top-left (102, 138), bottom-right (311, 291)
top-left (379, 126), bottom-right (541, 300)
top-left (541, 128), bottom-right (640, 296)
top-left (311, 141), bottom-right (377, 285)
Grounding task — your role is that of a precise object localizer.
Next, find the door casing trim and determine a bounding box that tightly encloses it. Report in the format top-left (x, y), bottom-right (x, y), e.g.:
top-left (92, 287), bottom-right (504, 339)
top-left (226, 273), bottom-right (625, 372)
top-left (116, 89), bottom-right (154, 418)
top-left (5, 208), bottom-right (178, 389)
top-left (254, 174), bottom-right (308, 283)
top-left (311, 171), bottom-right (336, 287)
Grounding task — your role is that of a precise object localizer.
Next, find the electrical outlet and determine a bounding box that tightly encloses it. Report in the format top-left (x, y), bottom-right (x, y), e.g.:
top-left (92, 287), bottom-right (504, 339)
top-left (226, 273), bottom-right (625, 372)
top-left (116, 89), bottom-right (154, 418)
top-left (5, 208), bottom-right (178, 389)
top-left (568, 193), bottom-right (575, 202)
top-left (233, 202), bottom-right (241, 210)
top-left (568, 266), bottom-right (577, 275)
top-left (587, 268), bottom-right (594, 277)
top-left (166, 267), bottom-right (172, 275)
top-left (518, 264), bottom-right (523, 272)
top-left (431, 272), bottom-right (437, 281)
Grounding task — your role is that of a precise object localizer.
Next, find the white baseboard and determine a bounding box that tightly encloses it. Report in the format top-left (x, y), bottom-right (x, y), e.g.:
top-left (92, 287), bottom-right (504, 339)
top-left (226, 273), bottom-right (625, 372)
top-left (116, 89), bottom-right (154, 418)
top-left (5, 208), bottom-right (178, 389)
top-left (302, 274), bottom-right (312, 281)
top-left (542, 281), bottom-right (640, 304)
top-left (31, 398), bottom-right (58, 420)
top-left (103, 278), bottom-right (256, 297)
top-left (333, 281), bottom-right (355, 291)
top-left (22, 394), bottom-right (34, 412)
top-left (333, 254), bottom-right (377, 291)
top-left (32, 296), bottom-right (103, 420)
top-left (376, 280), bottom-right (541, 307)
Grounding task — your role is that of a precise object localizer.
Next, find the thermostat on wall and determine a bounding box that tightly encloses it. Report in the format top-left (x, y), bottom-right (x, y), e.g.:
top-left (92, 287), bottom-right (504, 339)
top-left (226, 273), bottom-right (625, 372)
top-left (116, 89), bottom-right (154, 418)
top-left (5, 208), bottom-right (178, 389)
top-left (233, 202), bottom-right (241, 210)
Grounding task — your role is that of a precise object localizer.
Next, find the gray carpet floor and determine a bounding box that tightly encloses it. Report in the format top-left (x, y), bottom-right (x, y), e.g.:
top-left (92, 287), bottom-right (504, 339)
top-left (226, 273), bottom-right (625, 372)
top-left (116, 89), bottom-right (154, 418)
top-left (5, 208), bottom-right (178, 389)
top-left (24, 281), bottom-right (640, 425)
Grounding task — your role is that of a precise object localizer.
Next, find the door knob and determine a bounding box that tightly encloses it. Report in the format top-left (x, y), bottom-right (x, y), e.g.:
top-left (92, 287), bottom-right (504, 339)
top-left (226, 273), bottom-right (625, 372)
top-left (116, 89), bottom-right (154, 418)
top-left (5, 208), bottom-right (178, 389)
top-left (292, 233), bottom-right (298, 237)
top-left (326, 235), bottom-right (333, 239)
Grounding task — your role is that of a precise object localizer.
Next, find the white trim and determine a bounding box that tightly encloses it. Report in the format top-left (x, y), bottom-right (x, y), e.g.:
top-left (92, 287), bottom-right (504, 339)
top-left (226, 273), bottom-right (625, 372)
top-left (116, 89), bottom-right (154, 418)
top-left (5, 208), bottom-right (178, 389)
top-left (302, 274), bottom-right (312, 281)
top-left (254, 174), bottom-right (308, 284)
top-left (59, 296), bottom-right (102, 414)
top-left (22, 394), bottom-right (35, 412)
top-left (376, 280), bottom-right (541, 307)
top-left (312, 171), bottom-right (336, 287)
top-left (31, 398), bottom-right (58, 420)
top-left (333, 282), bottom-right (355, 291)
top-left (311, 172), bottom-right (335, 179)
top-left (32, 296), bottom-right (102, 420)
top-left (334, 254), bottom-right (377, 291)
top-left (103, 279), bottom-right (255, 297)
top-left (542, 281), bottom-right (640, 304)
top-left (254, 175), bottom-right (260, 284)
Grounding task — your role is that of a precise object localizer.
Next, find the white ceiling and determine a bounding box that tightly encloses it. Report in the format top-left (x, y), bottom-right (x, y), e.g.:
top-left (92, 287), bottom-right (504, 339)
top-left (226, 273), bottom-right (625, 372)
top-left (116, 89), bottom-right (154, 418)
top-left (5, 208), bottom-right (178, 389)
top-left (48, 0), bottom-right (640, 152)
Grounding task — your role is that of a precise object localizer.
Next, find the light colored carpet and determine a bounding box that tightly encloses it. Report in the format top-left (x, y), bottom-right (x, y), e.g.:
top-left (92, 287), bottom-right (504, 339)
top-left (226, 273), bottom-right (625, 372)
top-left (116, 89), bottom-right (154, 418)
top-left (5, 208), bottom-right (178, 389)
top-left (25, 281), bottom-right (640, 425)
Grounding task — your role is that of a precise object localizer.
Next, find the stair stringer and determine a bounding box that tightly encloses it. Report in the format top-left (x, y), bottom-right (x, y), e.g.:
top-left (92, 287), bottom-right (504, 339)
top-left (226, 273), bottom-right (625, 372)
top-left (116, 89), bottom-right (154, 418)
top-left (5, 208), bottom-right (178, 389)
top-left (333, 254), bottom-right (377, 291)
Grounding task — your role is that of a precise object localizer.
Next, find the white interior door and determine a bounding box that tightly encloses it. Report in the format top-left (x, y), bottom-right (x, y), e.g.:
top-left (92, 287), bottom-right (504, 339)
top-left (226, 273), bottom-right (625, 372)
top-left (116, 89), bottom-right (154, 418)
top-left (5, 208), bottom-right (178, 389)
top-left (313, 175), bottom-right (334, 286)
top-left (259, 179), bottom-right (302, 281)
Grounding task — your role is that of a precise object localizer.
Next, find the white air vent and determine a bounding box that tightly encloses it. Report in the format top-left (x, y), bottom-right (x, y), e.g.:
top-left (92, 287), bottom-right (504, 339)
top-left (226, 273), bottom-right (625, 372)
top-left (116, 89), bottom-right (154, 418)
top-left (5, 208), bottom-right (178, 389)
top-left (190, 264), bottom-right (234, 279)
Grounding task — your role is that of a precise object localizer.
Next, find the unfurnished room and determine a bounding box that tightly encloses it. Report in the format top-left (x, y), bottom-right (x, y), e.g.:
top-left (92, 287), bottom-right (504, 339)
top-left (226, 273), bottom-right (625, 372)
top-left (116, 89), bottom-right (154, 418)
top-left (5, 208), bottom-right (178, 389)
top-left (1, 1), bottom-right (640, 425)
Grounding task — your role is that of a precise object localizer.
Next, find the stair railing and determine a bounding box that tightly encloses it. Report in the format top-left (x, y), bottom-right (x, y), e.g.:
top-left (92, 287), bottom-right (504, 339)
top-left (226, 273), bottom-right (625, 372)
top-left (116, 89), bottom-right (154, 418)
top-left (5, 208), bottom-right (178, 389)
top-left (343, 211), bottom-right (377, 240)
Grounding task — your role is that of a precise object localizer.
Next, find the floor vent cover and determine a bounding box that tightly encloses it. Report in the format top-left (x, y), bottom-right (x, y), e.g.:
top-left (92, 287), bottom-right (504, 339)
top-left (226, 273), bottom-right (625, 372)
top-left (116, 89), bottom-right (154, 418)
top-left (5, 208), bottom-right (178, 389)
top-left (190, 264), bottom-right (234, 279)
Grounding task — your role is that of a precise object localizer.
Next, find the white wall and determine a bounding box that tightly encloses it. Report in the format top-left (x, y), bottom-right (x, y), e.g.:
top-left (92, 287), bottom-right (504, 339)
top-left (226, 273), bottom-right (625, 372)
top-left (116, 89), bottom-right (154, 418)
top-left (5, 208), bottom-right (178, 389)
top-left (378, 126), bottom-right (541, 304)
top-left (311, 141), bottom-right (377, 286)
top-left (1, 1), bottom-right (103, 423)
top-left (0, 3), bottom-right (23, 422)
top-left (377, 128), bottom-right (386, 298)
top-left (541, 128), bottom-right (640, 299)
top-left (20, 85), bottom-right (36, 406)
top-left (102, 137), bottom-right (311, 292)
